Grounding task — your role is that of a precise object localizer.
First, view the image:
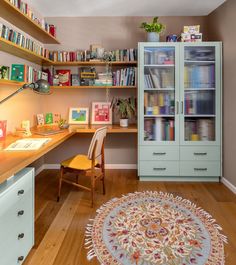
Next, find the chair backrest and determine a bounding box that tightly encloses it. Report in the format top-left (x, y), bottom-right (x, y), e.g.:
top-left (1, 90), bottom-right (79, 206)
top-left (87, 126), bottom-right (107, 160)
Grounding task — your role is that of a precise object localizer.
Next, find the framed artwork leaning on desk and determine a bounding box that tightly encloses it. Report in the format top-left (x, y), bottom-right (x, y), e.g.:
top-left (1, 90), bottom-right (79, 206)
top-left (91, 102), bottom-right (112, 125)
top-left (69, 107), bottom-right (89, 124)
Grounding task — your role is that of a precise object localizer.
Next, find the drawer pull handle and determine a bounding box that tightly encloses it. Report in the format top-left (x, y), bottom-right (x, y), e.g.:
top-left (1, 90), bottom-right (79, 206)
top-left (18, 210), bottom-right (24, 216)
top-left (18, 233), bottom-right (24, 239)
top-left (153, 167), bottom-right (166, 171)
top-left (153, 152), bottom-right (166, 155)
top-left (194, 168), bottom-right (207, 171)
top-left (194, 152), bottom-right (207, 156)
top-left (18, 256), bottom-right (24, 262)
top-left (18, 189), bottom-right (24, 195)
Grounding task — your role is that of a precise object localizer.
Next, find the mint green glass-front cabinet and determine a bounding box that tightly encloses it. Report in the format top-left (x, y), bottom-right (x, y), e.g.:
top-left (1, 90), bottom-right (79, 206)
top-left (138, 42), bottom-right (222, 181)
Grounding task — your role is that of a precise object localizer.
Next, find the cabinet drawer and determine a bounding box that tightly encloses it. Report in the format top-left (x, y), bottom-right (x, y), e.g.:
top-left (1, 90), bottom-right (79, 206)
top-left (140, 161), bottom-right (179, 176)
top-left (180, 161), bottom-right (221, 176)
top-left (180, 146), bottom-right (220, 161)
top-left (139, 146), bottom-right (179, 161)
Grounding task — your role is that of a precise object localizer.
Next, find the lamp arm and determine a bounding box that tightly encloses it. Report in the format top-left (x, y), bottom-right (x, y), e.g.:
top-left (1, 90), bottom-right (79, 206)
top-left (0, 84), bottom-right (28, 105)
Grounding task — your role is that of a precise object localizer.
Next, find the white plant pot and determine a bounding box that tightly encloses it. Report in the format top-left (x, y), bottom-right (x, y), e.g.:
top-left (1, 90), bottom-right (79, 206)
top-left (120, 119), bottom-right (129, 127)
top-left (147, 32), bottom-right (160, 42)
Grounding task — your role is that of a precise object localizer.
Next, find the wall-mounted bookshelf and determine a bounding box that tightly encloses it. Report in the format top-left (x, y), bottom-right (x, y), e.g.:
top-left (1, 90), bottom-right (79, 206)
top-left (46, 61), bottom-right (137, 66)
top-left (0, 37), bottom-right (53, 65)
top-left (0, 79), bottom-right (26, 86)
top-left (0, 0), bottom-right (60, 44)
top-left (51, 85), bottom-right (136, 89)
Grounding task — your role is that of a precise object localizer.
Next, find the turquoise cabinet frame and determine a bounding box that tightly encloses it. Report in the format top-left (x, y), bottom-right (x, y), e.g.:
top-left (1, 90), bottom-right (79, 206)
top-left (138, 42), bottom-right (222, 181)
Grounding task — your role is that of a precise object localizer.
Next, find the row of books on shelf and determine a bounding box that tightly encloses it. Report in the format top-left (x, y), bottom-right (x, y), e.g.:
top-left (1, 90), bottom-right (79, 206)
top-left (144, 48), bottom-right (175, 65)
top-left (48, 48), bottom-right (137, 62)
top-left (185, 91), bottom-right (215, 115)
top-left (184, 118), bottom-right (215, 141)
top-left (144, 92), bottom-right (175, 115)
top-left (0, 23), bottom-right (49, 58)
top-left (112, 67), bottom-right (136, 86)
top-left (8, 0), bottom-right (56, 37)
top-left (0, 64), bottom-right (48, 83)
top-left (51, 67), bottom-right (136, 87)
top-left (144, 118), bottom-right (174, 141)
top-left (184, 65), bottom-right (215, 88)
top-left (144, 68), bottom-right (174, 89)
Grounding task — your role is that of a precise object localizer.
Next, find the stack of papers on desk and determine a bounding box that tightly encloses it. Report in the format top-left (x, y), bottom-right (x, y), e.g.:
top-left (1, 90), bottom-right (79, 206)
top-left (5, 138), bottom-right (51, 151)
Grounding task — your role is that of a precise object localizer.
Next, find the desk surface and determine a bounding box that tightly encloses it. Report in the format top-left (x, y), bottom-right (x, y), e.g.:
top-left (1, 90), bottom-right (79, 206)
top-left (0, 124), bottom-right (137, 184)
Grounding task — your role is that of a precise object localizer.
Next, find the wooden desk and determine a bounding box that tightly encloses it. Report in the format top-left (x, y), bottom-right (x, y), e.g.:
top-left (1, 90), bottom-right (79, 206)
top-left (0, 130), bottom-right (74, 184)
top-left (0, 124), bottom-right (137, 184)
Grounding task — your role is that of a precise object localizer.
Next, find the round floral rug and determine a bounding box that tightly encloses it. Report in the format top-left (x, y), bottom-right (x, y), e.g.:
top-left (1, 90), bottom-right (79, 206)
top-left (85, 191), bottom-right (227, 265)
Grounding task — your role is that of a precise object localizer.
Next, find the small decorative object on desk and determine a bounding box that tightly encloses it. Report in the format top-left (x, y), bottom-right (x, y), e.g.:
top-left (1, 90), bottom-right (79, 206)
top-left (91, 102), bottom-right (112, 125)
top-left (36, 113), bottom-right (45, 126)
top-left (112, 97), bottom-right (136, 127)
top-left (69, 108), bottom-right (89, 125)
top-left (21, 120), bottom-right (32, 137)
top-left (53, 113), bottom-right (61, 124)
top-left (0, 66), bottom-right (10, 80)
top-left (58, 118), bottom-right (69, 129)
top-left (140, 17), bottom-right (165, 42)
top-left (181, 25), bottom-right (202, 42)
top-left (166, 34), bottom-right (178, 42)
top-left (45, 113), bottom-right (53, 124)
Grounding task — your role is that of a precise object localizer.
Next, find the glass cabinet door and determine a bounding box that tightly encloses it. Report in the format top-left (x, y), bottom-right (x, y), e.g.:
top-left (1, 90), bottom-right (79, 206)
top-left (139, 43), bottom-right (179, 145)
top-left (180, 44), bottom-right (221, 145)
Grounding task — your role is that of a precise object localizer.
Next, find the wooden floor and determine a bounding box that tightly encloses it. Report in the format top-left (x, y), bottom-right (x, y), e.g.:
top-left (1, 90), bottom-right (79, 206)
top-left (24, 169), bottom-right (236, 265)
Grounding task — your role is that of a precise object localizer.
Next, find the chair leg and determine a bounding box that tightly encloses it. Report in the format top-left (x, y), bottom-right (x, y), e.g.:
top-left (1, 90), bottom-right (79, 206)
top-left (57, 166), bottom-right (64, 202)
top-left (102, 174), bottom-right (105, 195)
top-left (91, 177), bottom-right (95, 208)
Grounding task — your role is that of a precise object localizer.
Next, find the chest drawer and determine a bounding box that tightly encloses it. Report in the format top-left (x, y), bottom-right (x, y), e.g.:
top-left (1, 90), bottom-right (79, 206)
top-left (0, 168), bottom-right (34, 265)
top-left (139, 161), bottom-right (179, 176)
top-left (180, 161), bottom-right (221, 177)
top-left (139, 146), bottom-right (179, 161)
top-left (180, 146), bottom-right (221, 161)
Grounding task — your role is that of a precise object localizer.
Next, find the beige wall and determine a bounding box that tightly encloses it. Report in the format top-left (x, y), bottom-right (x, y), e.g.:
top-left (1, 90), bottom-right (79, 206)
top-left (1, 15), bottom-right (207, 166)
top-left (207, 0), bottom-right (236, 186)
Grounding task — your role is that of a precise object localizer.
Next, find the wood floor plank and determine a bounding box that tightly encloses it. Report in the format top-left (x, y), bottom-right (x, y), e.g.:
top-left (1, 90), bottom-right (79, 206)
top-left (27, 191), bottom-right (82, 265)
top-left (23, 170), bottom-right (236, 265)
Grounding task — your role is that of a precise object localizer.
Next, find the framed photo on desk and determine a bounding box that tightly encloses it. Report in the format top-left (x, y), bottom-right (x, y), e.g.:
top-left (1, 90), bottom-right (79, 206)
top-left (69, 107), bottom-right (89, 124)
top-left (91, 102), bottom-right (112, 124)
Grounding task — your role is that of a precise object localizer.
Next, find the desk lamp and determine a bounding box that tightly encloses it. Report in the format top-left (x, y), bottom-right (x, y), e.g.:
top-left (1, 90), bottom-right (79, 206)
top-left (0, 79), bottom-right (50, 104)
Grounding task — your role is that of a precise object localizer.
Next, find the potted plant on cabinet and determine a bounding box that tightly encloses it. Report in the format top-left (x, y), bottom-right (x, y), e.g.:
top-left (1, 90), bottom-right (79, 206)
top-left (140, 17), bottom-right (165, 42)
top-left (113, 97), bottom-right (136, 127)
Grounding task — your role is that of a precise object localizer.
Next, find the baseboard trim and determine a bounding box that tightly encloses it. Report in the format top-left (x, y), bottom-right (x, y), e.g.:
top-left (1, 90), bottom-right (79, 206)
top-left (35, 163), bottom-right (137, 173)
top-left (221, 177), bottom-right (236, 194)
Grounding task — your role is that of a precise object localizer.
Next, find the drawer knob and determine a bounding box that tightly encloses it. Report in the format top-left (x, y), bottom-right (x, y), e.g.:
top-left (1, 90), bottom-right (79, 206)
top-left (153, 167), bottom-right (166, 171)
top-left (18, 189), bottom-right (24, 195)
top-left (194, 152), bottom-right (207, 156)
top-left (194, 168), bottom-right (207, 171)
top-left (18, 233), bottom-right (25, 239)
top-left (17, 210), bottom-right (24, 216)
top-left (18, 256), bottom-right (24, 262)
top-left (153, 152), bottom-right (166, 155)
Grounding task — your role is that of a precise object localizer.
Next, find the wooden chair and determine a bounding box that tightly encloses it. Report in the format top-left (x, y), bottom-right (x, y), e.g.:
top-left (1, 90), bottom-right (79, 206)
top-left (57, 126), bottom-right (107, 207)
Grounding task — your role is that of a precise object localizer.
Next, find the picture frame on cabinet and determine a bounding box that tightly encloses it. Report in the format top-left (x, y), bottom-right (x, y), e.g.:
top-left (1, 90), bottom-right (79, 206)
top-left (91, 102), bottom-right (112, 124)
top-left (69, 107), bottom-right (89, 124)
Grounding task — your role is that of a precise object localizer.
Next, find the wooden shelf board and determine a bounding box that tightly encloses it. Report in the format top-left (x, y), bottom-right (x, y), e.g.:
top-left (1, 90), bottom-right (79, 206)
top-left (70, 124), bottom-right (137, 133)
top-left (0, 79), bottom-right (26, 86)
top-left (0, 37), bottom-right (54, 65)
top-left (0, 0), bottom-right (60, 44)
top-left (51, 85), bottom-right (136, 89)
top-left (44, 61), bottom-right (137, 66)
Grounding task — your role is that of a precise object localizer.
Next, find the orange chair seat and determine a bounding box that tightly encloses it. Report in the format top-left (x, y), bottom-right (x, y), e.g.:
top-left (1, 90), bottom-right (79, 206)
top-left (61, 154), bottom-right (98, 171)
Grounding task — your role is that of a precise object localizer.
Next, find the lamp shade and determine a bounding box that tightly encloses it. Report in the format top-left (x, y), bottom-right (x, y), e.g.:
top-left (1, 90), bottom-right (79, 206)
top-left (30, 79), bottom-right (51, 94)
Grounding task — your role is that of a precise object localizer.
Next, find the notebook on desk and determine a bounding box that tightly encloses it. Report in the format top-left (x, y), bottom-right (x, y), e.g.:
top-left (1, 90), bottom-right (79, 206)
top-left (34, 128), bottom-right (65, 136)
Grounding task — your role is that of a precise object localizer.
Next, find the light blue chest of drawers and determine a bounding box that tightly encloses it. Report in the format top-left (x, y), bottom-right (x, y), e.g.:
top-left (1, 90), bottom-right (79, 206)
top-left (0, 168), bottom-right (34, 264)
